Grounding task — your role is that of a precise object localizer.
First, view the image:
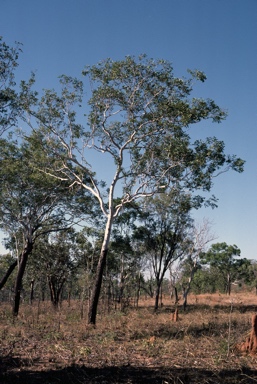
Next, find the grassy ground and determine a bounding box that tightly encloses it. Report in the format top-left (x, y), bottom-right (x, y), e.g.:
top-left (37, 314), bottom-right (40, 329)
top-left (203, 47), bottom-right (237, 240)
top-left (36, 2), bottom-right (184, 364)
top-left (1, 292), bottom-right (257, 383)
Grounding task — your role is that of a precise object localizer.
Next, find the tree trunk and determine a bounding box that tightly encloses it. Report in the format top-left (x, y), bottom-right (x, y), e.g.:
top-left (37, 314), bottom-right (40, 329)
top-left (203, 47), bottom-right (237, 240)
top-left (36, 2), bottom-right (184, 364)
top-left (67, 287), bottom-right (71, 307)
top-left (227, 273), bottom-right (231, 296)
top-left (119, 255), bottom-right (125, 310)
top-left (87, 213), bottom-right (113, 325)
top-left (0, 259), bottom-right (17, 290)
top-left (182, 287), bottom-right (188, 311)
top-left (135, 271), bottom-right (141, 308)
top-left (173, 286), bottom-right (179, 304)
top-left (13, 240), bottom-right (33, 316)
top-left (87, 248), bottom-right (108, 324)
top-left (48, 277), bottom-right (65, 307)
top-left (30, 279), bottom-right (34, 305)
top-left (154, 283), bottom-right (161, 312)
top-left (183, 263), bottom-right (198, 310)
top-left (56, 279), bottom-right (65, 306)
top-left (48, 277), bottom-right (56, 304)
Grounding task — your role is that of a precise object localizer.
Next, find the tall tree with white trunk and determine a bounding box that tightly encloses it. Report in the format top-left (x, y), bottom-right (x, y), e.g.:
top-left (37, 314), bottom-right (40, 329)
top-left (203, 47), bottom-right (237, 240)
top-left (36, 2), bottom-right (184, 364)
top-left (21, 56), bottom-right (244, 324)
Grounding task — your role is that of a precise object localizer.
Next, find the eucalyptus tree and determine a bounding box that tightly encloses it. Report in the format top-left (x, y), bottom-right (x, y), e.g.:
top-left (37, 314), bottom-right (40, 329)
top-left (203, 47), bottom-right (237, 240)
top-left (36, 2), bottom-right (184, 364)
top-left (22, 56), bottom-right (244, 324)
top-left (177, 219), bottom-right (215, 309)
top-left (29, 230), bottom-right (78, 307)
top-left (134, 191), bottom-right (195, 311)
top-left (200, 242), bottom-right (244, 295)
top-left (0, 138), bottom-right (85, 315)
top-left (245, 261), bottom-right (257, 294)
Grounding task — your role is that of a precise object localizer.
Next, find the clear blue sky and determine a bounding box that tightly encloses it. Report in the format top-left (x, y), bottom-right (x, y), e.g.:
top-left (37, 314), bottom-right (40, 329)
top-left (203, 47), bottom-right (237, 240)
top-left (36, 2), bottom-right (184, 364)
top-left (1, 0), bottom-right (257, 259)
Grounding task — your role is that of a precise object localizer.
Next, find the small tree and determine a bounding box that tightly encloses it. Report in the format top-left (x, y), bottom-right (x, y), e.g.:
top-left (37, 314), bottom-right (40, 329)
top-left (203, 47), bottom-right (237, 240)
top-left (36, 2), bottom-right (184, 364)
top-left (179, 219), bottom-right (216, 309)
top-left (0, 139), bottom-right (79, 315)
top-left (30, 231), bottom-right (78, 307)
top-left (134, 192), bottom-right (195, 311)
top-left (246, 261), bottom-right (257, 294)
top-left (200, 242), bottom-right (244, 295)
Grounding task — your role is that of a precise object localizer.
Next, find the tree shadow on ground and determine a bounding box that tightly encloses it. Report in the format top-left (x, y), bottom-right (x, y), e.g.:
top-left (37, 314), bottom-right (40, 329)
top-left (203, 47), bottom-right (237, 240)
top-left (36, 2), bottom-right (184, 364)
top-left (186, 304), bottom-right (257, 314)
top-left (160, 304), bottom-right (257, 314)
top-left (1, 359), bottom-right (257, 384)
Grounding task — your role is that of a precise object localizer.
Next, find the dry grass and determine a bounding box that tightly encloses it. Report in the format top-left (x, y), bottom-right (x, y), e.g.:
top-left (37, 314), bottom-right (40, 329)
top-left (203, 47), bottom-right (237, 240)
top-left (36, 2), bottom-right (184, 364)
top-left (1, 292), bottom-right (257, 383)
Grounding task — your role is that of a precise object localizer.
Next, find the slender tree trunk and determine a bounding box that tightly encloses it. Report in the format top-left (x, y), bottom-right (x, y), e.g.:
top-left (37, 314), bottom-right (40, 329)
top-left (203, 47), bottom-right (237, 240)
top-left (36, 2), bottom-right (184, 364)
top-left (119, 254), bottom-right (125, 309)
top-left (56, 279), bottom-right (65, 307)
top-left (183, 263), bottom-right (198, 310)
top-left (135, 271), bottom-right (141, 308)
top-left (87, 248), bottom-right (108, 324)
top-left (48, 277), bottom-right (65, 307)
top-left (227, 273), bottom-right (231, 296)
top-left (87, 214), bottom-right (113, 325)
top-left (48, 277), bottom-right (56, 304)
top-left (0, 259), bottom-right (17, 290)
top-left (67, 285), bottom-right (72, 307)
top-left (30, 279), bottom-right (34, 305)
top-left (13, 240), bottom-right (33, 316)
top-left (182, 287), bottom-right (188, 311)
top-left (154, 282), bottom-right (161, 312)
top-left (173, 286), bottom-right (179, 304)
top-left (41, 284), bottom-right (45, 301)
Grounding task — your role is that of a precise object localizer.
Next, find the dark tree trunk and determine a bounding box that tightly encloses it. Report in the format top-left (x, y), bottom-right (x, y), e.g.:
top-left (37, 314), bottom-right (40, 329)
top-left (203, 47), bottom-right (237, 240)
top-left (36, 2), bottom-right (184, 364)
top-left (173, 286), bottom-right (179, 304)
top-left (135, 272), bottom-right (141, 308)
top-left (41, 286), bottom-right (45, 301)
top-left (30, 279), bottom-right (34, 305)
top-left (13, 240), bottom-right (33, 316)
top-left (154, 283), bottom-right (161, 312)
top-left (0, 259), bottom-right (17, 290)
top-left (56, 279), bottom-right (65, 306)
top-left (118, 272), bottom-right (125, 308)
top-left (87, 249), bottom-right (108, 325)
top-left (182, 287), bottom-right (188, 311)
top-left (67, 288), bottom-right (71, 307)
top-left (48, 277), bottom-right (56, 304)
top-left (48, 277), bottom-right (65, 307)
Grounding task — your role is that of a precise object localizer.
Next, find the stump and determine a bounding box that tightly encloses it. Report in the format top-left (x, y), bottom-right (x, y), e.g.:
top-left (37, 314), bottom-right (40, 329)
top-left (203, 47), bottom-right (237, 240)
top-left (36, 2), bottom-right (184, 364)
top-left (237, 314), bottom-right (257, 354)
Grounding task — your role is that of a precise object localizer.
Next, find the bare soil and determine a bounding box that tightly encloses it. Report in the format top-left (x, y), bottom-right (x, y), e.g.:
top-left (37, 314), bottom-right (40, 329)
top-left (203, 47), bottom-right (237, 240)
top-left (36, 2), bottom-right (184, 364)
top-left (1, 292), bottom-right (257, 383)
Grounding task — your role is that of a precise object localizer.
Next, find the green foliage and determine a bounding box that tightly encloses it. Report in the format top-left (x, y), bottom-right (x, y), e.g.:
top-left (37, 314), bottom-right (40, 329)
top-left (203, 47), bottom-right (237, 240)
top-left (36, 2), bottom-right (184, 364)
top-left (133, 191), bottom-right (195, 309)
top-left (0, 43), bottom-right (245, 322)
top-left (0, 138), bottom-right (75, 248)
top-left (200, 242), bottom-right (248, 294)
top-left (190, 267), bottom-right (222, 294)
top-left (0, 37), bottom-right (22, 134)
top-left (0, 253), bottom-right (16, 293)
top-left (21, 54), bottom-right (244, 217)
top-left (27, 231), bottom-right (77, 304)
top-left (201, 242), bottom-right (241, 270)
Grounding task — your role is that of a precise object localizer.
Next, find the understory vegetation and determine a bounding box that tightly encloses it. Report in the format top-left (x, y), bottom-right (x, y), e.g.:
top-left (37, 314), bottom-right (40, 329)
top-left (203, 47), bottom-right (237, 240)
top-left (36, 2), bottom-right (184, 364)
top-left (1, 293), bottom-right (257, 383)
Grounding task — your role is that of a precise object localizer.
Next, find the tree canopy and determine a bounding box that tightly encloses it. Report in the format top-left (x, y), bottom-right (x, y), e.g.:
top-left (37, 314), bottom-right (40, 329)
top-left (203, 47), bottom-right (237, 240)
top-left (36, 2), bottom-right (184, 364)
top-left (0, 45), bottom-right (245, 322)
top-left (200, 242), bottom-right (247, 295)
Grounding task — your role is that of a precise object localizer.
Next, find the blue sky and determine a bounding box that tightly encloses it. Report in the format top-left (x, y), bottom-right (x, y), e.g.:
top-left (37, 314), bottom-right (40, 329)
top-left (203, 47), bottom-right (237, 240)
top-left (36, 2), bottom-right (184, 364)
top-left (1, 0), bottom-right (257, 259)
